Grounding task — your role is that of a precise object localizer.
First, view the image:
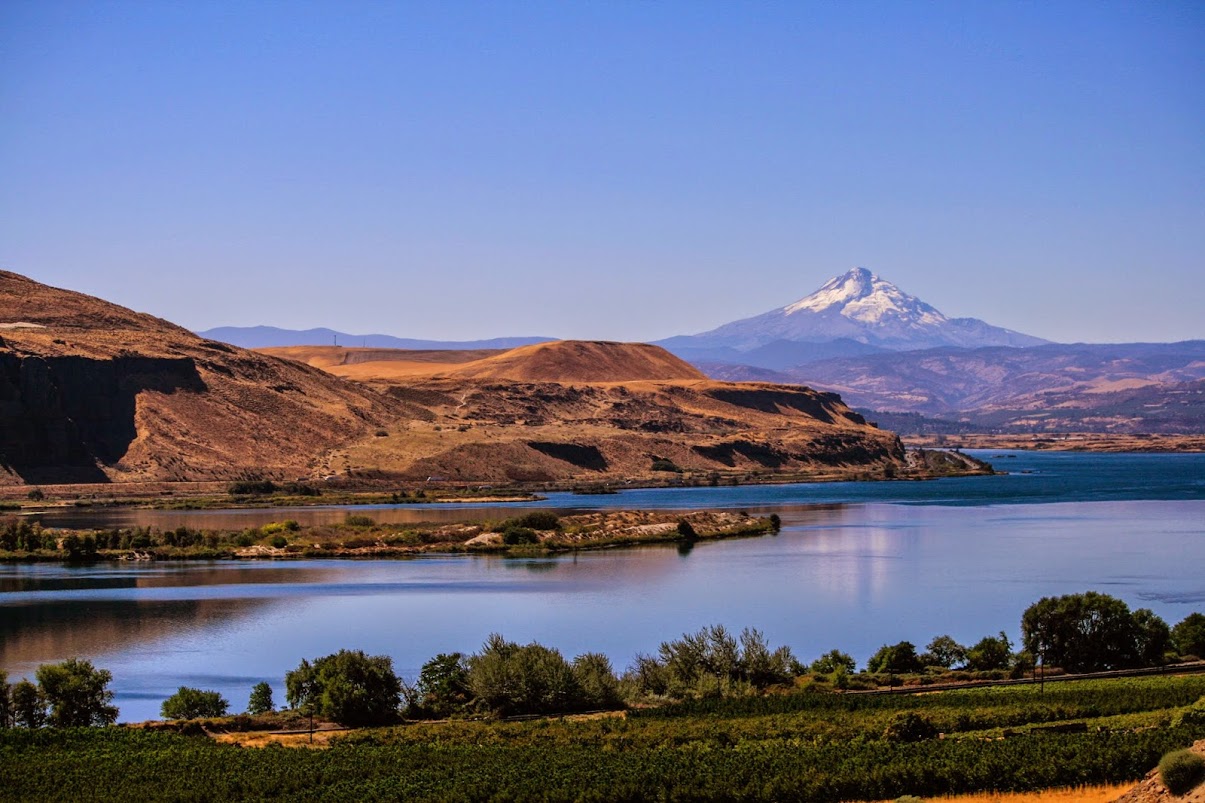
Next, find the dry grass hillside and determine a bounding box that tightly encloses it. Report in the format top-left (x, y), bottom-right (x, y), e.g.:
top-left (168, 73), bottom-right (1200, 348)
top-left (0, 271), bottom-right (404, 484)
top-left (1, 272), bottom-right (919, 486)
top-left (265, 341), bottom-right (912, 484)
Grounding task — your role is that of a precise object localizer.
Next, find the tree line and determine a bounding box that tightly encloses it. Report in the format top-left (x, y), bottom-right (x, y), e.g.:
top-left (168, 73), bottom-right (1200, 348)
top-left (2, 592), bottom-right (1202, 728)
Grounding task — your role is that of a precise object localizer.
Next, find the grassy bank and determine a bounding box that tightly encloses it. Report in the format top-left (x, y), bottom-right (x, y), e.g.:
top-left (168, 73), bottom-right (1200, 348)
top-left (0, 509), bottom-right (778, 562)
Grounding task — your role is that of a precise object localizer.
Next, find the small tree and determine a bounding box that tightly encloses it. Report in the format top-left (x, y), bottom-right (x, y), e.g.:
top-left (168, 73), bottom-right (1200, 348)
top-left (467, 635), bottom-right (583, 717)
top-left (571, 652), bottom-right (623, 710)
top-left (923, 635), bottom-right (967, 669)
top-left (0, 672), bottom-right (11, 728)
top-left (810, 649), bottom-right (857, 675)
top-left (247, 682), bottom-right (274, 715)
top-left (413, 653), bottom-right (471, 718)
top-left (1172, 612), bottom-right (1205, 659)
top-left (867, 642), bottom-right (924, 674)
top-left (11, 680), bottom-right (46, 728)
top-left (161, 687), bottom-right (228, 720)
top-left (285, 650), bottom-right (402, 727)
top-left (35, 659), bottom-right (117, 727)
top-left (965, 632), bottom-right (1013, 671)
top-left (1021, 592), bottom-right (1168, 673)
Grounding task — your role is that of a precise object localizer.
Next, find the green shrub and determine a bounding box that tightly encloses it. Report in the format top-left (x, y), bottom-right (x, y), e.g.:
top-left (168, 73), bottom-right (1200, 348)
top-left (161, 687), bottom-right (229, 720)
top-left (510, 512), bottom-right (561, 531)
top-left (344, 514), bottom-right (375, 527)
top-left (1172, 696), bottom-right (1205, 727)
top-left (1159, 749), bottom-right (1205, 795)
top-left (676, 520), bottom-right (698, 540)
top-left (883, 711), bottom-right (938, 742)
top-left (269, 535), bottom-right (288, 549)
top-left (502, 526), bottom-right (538, 545)
top-left (285, 650), bottom-right (402, 727)
top-left (650, 458), bottom-right (681, 472)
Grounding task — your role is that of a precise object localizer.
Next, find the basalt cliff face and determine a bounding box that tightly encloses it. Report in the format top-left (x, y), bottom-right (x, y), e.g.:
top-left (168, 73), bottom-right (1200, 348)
top-left (0, 271), bottom-right (403, 484)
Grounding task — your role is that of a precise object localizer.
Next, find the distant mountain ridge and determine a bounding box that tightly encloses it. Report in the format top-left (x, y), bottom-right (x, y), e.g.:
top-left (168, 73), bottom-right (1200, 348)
top-left (198, 325), bottom-right (553, 351)
top-left (657, 267), bottom-right (1047, 366)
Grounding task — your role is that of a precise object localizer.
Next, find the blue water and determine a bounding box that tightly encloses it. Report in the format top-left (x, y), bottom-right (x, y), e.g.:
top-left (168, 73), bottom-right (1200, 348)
top-left (2, 450), bottom-right (1202, 723)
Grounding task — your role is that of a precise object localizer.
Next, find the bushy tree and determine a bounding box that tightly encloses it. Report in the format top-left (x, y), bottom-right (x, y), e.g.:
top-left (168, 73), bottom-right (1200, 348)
top-left (1133, 608), bottom-right (1172, 666)
top-left (0, 672), bottom-right (11, 728)
top-left (1172, 612), bottom-right (1205, 659)
top-left (11, 680), bottom-right (46, 728)
top-left (161, 687), bottom-right (229, 720)
top-left (810, 649), bottom-right (857, 675)
top-left (413, 653), bottom-right (471, 718)
top-left (35, 659), bottom-right (117, 727)
top-left (467, 635), bottom-right (583, 717)
top-left (965, 632), bottom-right (1013, 671)
top-left (1021, 592), bottom-right (1169, 673)
top-left (285, 650), bottom-right (402, 727)
top-left (867, 642), bottom-right (924, 674)
top-left (631, 625), bottom-right (795, 698)
top-left (247, 682), bottom-right (274, 715)
top-left (571, 652), bottom-right (623, 710)
top-left (923, 635), bottom-right (967, 669)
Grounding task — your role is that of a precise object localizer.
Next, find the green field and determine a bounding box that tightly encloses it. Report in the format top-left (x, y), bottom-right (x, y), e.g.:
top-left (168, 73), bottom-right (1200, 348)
top-left (2, 675), bottom-right (1203, 802)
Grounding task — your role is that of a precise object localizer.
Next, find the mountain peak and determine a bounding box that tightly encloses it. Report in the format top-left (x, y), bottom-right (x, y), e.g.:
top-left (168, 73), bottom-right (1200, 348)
top-left (783, 267), bottom-right (946, 328)
top-left (659, 266), bottom-right (1050, 356)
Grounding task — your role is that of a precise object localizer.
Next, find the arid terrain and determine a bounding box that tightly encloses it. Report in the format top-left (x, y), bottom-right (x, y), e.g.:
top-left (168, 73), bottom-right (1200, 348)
top-left (0, 272), bottom-right (949, 488)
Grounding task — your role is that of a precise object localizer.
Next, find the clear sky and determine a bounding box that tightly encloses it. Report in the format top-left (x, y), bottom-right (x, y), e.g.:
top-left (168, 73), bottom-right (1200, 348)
top-left (2, 1), bottom-right (1202, 343)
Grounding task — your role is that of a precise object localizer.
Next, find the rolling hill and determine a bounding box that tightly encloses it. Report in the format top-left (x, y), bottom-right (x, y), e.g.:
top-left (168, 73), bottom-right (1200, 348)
top-left (1, 272), bottom-right (927, 486)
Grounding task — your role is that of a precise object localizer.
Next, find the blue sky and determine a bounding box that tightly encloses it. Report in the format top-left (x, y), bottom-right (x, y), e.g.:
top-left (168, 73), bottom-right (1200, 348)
top-left (1, 1), bottom-right (1202, 343)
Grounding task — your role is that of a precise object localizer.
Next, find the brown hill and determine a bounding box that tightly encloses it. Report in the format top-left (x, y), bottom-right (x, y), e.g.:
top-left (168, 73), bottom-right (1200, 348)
top-left (437, 340), bottom-right (707, 383)
top-left (1, 271), bottom-right (926, 488)
top-left (0, 271), bottom-right (404, 484)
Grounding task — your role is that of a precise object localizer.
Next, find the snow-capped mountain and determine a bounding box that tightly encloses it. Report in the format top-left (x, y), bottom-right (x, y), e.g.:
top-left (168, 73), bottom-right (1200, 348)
top-left (658, 268), bottom-right (1047, 364)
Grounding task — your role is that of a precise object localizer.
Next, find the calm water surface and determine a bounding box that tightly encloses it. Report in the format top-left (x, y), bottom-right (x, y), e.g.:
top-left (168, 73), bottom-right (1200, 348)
top-left (2, 450), bottom-right (1202, 723)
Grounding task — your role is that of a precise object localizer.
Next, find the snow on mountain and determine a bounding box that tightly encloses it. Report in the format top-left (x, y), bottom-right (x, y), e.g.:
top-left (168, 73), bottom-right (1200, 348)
top-left (658, 267), bottom-right (1049, 357)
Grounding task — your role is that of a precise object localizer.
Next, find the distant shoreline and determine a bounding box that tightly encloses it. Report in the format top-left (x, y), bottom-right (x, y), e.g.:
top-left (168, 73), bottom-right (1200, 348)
top-left (903, 433), bottom-right (1205, 453)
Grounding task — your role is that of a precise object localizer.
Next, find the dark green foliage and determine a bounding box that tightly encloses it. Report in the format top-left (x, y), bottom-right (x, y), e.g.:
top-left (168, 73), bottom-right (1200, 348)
top-left (1173, 612), bottom-right (1205, 658)
top-left (868, 641), bottom-right (925, 674)
top-left (281, 482), bottom-right (321, 496)
top-left (27, 488), bottom-right (45, 501)
top-left (1021, 591), bottom-right (1170, 672)
top-left (10, 680), bottom-right (46, 728)
top-left (0, 672), bottom-right (10, 728)
top-left (227, 480), bottom-right (277, 495)
top-left (572, 653), bottom-right (623, 711)
top-left (1, 710), bottom-right (1201, 802)
top-left (501, 526), bottom-right (538, 545)
top-left (924, 635), bottom-right (967, 669)
top-left (507, 511), bottom-right (561, 531)
top-left (883, 711), bottom-right (939, 742)
top-left (343, 514), bottom-right (375, 527)
top-left (160, 687), bottom-right (229, 720)
top-left (467, 635), bottom-right (586, 717)
top-left (632, 625), bottom-right (796, 698)
top-left (247, 682), bottom-right (274, 715)
top-left (769, 513), bottom-right (781, 530)
top-left (35, 659), bottom-right (117, 727)
top-left (1159, 749), bottom-right (1205, 795)
top-left (285, 650), bottom-right (402, 727)
top-left (676, 520), bottom-right (698, 540)
top-left (412, 653), bottom-right (471, 718)
top-left (811, 649), bottom-right (858, 675)
top-left (965, 631), bottom-right (1012, 671)
top-left (650, 457), bottom-right (681, 472)
top-left (269, 534), bottom-right (288, 548)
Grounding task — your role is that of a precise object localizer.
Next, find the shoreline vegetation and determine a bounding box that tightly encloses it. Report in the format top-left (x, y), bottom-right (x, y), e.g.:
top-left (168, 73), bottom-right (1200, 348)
top-left (0, 446), bottom-right (994, 513)
top-left (0, 509), bottom-right (780, 563)
top-left (2, 592), bottom-right (1204, 802)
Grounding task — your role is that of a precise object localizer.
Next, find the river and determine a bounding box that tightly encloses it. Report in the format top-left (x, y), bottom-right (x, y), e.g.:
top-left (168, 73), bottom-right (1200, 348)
top-left (2, 450), bottom-right (1202, 722)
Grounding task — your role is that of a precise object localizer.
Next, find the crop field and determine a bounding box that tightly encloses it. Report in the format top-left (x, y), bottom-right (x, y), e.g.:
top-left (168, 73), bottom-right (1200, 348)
top-left (2, 675), bottom-right (1203, 802)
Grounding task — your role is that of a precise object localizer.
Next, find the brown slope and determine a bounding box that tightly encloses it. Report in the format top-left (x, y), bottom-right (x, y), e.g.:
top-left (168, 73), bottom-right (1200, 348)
top-left (257, 345), bottom-right (502, 381)
top-left (0, 271), bottom-right (405, 484)
top-left (440, 340), bottom-right (707, 383)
